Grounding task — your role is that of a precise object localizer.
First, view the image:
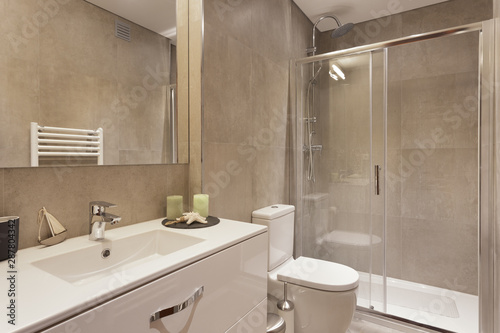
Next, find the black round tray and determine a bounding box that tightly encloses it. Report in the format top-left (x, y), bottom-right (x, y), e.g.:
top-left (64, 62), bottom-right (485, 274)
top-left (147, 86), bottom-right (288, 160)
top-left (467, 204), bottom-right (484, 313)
top-left (161, 216), bottom-right (220, 229)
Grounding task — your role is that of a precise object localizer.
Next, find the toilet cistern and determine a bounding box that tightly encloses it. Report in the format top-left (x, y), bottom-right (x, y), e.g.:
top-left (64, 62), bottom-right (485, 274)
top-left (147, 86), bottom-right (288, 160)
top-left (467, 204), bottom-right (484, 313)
top-left (89, 201), bottom-right (121, 241)
top-left (252, 204), bottom-right (359, 333)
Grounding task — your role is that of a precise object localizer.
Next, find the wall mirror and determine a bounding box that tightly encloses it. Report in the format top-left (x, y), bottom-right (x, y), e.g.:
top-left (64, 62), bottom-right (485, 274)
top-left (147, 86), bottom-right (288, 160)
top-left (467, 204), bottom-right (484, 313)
top-left (0, 0), bottom-right (189, 168)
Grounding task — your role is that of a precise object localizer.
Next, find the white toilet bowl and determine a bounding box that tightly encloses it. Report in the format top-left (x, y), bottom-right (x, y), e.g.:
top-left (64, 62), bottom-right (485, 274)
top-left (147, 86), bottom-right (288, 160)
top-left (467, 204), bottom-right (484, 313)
top-left (252, 204), bottom-right (359, 333)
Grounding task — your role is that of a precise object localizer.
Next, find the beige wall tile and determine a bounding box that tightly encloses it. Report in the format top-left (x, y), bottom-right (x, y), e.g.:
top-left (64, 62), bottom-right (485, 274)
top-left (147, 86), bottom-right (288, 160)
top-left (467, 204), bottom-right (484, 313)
top-left (0, 0), bottom-right (41, 61)
top-left (39, 68), bottom-right (105, 129)
top-left (0, 57), bottom-right (39, 167)
top-left (115, 24), bottom-right (170, 85)
top-left (291, 4), bottom-right (313, 59)
top-left (251, 0), bottom-right (292, 67)
top-left (202, 23), bottom-right (231, 145)
top-left (453, 148), bottom-right (479, 226)
top-left (203, 0), bottom-right (253, 48)
top-left (202, 0), bottom-right (312, 222)
top-left (203, 142), bottom-right (254, 222)
top-left (3, 164), bottom-right (188, 250)
top-left (117, 85), bottom-right (167, 155)
top-left (203, 25), bottom-right (253, 145)
top-left (386, 149), bottom-right (402, 218)
top-left (251, 52), bottom-right (289, 148)
top-left (251, 146), bottom-right (288, 210)
top-left (118, 150), bottom-right (163, 165)
top-left (398, 33), bottom-right (480, 81)
top-left (387, 80), bottom-right (402, 150)
top-left (39, 0), bottom-right (117, 81)
top-left (385, 216), bottom-right (402, 279)
top-left (401, 0), bottom-right (492, 36)
top-left (400, 72), bottom-right (478, 150)
top-left (401, 217), bottom-right (478, 295)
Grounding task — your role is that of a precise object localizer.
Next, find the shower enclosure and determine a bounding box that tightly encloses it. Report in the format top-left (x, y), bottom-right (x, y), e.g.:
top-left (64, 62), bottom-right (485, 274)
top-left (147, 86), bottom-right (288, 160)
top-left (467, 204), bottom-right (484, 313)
top-left (292, 20), bottom-right (495, 333)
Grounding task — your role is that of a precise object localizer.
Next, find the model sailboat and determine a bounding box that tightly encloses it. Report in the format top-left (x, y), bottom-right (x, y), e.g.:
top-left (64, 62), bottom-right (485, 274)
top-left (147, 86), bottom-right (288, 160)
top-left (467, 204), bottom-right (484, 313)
top-left (37, 207), bottom-right (67, 246)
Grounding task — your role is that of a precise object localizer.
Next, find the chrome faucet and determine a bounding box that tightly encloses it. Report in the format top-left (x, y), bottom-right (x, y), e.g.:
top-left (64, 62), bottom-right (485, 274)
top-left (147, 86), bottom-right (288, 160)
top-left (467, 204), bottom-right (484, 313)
top-left (89, 201), bottom-right (121, 241)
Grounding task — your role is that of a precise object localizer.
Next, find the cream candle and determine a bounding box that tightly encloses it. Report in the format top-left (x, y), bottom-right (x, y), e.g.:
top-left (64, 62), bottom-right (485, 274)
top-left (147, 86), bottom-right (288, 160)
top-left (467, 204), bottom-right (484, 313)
top-left (193, 194), bottom-right (209, 218)
top-left (166, 195), bottom-right (183, 220)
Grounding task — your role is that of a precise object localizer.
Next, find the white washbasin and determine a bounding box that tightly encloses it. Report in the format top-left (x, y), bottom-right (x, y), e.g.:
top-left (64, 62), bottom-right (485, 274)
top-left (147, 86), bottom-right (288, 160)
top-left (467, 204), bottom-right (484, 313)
top-left (32, 229), bottom-right (204, 285)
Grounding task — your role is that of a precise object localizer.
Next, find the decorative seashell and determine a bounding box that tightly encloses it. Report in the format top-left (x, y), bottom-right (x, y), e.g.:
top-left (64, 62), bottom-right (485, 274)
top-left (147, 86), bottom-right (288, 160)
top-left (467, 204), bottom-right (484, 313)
top-left (180, 211), bottom-right (207, 225)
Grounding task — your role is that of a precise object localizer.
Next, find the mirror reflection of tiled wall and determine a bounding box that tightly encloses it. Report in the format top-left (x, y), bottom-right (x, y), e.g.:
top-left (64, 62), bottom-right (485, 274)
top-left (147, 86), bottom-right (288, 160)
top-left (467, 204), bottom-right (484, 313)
top-left (1, 0), bottom-right (175, 167)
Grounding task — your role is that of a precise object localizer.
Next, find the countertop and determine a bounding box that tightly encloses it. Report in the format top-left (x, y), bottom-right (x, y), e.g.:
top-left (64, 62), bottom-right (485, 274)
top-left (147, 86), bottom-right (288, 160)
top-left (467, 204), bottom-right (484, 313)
top-left (0, 218), bottom-right (267, 333)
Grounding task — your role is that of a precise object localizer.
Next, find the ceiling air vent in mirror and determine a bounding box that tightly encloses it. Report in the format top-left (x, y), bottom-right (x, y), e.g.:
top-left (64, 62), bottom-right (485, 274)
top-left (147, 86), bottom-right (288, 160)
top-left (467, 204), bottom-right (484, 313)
top-left (115, 20), bottom-right (131, 42)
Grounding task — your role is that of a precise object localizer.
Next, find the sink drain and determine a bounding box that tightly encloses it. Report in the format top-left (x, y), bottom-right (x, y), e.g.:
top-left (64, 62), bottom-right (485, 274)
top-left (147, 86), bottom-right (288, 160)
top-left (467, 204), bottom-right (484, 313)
top-left (101, 248), bottom-right (111, 259)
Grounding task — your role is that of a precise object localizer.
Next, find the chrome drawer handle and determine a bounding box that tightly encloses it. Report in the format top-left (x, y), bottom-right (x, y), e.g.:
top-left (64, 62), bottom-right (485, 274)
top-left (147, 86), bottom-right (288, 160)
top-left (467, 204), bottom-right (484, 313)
top-left (150, 286), bottom-right (204, 323)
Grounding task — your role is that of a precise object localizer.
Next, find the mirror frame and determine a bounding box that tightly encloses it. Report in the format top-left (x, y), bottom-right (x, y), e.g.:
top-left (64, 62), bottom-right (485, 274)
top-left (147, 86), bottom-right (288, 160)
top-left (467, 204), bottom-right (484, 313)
top-left (187, 0), bottom-right (203, 207)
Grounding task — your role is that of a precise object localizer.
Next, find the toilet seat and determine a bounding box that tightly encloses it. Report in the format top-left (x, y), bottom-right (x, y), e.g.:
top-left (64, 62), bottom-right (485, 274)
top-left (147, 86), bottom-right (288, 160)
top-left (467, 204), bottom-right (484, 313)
top-left (276, 256), bottom-right (359, 292)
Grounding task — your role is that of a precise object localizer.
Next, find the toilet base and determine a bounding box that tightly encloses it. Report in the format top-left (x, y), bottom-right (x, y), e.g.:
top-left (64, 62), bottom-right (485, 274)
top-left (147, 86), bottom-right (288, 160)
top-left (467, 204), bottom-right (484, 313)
top-left (289, 283), bottom-right (357, 333)
top-left (268, 280), bottom-right (357, 333)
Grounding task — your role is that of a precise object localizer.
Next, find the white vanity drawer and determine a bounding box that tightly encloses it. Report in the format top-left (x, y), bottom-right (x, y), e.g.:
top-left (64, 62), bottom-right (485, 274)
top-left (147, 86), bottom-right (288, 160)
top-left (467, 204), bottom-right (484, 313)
top-left (41, 233), bottom-right (267, 333)
top-left (225, 298), bottom-right (267, 333)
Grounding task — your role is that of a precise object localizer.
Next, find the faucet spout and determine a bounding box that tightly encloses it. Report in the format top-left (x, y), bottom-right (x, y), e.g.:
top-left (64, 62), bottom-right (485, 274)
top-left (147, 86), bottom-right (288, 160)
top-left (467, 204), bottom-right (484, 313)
top-left (89, 201), bottom-right (121, 241)
top-left (99, 212), bottom-right (121, 225)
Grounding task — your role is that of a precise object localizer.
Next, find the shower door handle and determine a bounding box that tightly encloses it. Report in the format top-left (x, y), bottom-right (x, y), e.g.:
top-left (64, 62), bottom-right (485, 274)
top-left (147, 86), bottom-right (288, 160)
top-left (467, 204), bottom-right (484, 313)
top-left (374, 165), bottom-right (381, 195)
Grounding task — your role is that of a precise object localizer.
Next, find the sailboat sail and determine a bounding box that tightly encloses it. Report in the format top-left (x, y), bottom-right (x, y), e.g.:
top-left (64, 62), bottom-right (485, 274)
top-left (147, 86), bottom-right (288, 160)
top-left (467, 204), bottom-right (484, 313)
top-left (37, 207), bottom-right (67, 246)
top-left (45, 210), bottom-right (67, 235)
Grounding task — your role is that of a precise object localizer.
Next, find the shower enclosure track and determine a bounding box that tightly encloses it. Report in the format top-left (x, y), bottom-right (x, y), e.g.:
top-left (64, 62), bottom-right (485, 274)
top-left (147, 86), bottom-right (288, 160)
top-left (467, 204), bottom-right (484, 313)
top-left (294, 22), bottom-right (483, 66)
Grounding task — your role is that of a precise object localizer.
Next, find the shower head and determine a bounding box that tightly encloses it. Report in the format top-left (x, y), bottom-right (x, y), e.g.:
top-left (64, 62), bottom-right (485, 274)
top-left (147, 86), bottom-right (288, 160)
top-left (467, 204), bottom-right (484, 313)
top-left (307, 15), bottom-right (354, 56)
top-left (330, 22), bottom-right (354, 38)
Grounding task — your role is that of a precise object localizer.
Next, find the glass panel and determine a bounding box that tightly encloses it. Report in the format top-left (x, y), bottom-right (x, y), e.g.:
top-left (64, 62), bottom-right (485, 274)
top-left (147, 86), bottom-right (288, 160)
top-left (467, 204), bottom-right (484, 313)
top-left (298, 52), bottom-right (378, 306)
top-left (385, 31), bottom-right (480, 332)
top-left (295, 29), bottom-right (481, 333)
top-left (370, 49), bottom-right (387, 312)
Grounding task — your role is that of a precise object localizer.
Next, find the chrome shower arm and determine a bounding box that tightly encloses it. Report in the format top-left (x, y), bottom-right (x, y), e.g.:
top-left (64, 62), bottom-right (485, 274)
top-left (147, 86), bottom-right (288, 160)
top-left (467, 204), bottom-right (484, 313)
top-left (308, 15), bottom-right (343, 56)
top-left (307, 15), bottom-right (352, 56)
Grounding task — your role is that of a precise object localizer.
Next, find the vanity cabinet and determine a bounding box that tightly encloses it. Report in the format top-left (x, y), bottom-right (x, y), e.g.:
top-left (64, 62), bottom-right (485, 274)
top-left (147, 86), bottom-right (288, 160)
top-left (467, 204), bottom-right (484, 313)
top-left (41, 233), bottom-right (267, 333)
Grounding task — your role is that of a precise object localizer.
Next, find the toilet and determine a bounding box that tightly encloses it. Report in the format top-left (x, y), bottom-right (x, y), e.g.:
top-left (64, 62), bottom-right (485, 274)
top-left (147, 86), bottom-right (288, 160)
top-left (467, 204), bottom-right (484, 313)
top-left (252, 204), bottom-right (359, 333)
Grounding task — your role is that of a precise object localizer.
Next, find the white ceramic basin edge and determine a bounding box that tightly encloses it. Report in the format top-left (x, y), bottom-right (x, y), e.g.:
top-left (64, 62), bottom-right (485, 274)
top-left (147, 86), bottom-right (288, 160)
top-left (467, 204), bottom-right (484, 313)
top-left (32, 229), bottom-right (205, 285)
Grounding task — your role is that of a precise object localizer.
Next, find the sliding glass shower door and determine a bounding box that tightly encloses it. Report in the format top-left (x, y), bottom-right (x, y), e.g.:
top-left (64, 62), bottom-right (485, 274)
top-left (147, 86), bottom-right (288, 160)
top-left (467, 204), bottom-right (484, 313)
top-left (297, 49), bottom-right (386, 312)
top-left (294, 25), bottom-right (485, 333)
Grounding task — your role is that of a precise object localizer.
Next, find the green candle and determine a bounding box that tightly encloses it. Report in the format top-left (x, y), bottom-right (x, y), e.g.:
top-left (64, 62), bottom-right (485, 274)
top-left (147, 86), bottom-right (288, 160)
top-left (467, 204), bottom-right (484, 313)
top-left (166, 195), bottom-right (183, 220)
top-left (193, 194), bottom-right (209, 218)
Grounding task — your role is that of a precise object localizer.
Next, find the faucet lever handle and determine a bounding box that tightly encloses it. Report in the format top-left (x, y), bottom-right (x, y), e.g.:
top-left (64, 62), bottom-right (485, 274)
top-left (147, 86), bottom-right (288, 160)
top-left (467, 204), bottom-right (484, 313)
top-left (90, 201), bottom-right (117, 216)
top-left (90, 201), bottom-right (116, 208)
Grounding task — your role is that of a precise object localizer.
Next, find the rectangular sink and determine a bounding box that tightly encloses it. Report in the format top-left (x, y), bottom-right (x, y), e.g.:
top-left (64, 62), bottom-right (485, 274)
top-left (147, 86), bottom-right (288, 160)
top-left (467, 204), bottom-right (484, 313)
top-left (32, 230), bottom-right (204, 285)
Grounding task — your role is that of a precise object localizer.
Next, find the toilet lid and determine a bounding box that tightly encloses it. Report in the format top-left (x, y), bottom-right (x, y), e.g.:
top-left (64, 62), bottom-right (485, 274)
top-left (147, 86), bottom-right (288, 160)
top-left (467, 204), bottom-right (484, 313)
top-left (276, 257), bottom-right (359, 292)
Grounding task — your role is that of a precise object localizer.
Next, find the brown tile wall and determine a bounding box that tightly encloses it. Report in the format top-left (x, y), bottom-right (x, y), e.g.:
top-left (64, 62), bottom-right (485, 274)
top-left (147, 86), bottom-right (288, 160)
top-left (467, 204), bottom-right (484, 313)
top-left (3, 164), bottom-right (188, 249)
top-left (201, 0), bottom-right (312, 222)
